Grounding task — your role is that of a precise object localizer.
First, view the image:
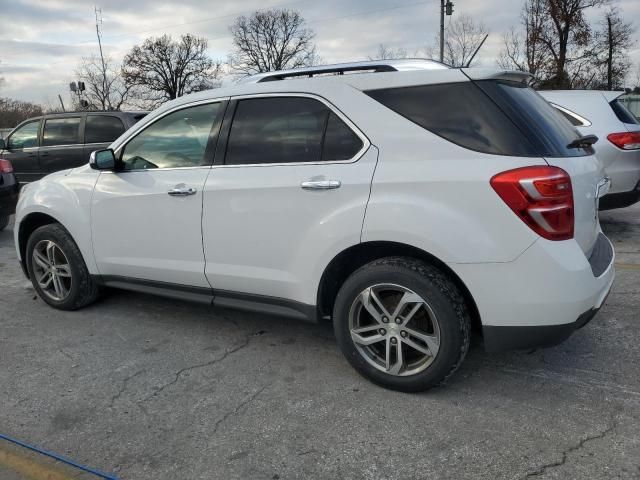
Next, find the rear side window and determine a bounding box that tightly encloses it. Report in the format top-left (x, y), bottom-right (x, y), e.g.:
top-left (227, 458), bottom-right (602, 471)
top-left (366, 81), bottom-right (588, 157)
top-left (552, 106), bottom-right (585, 126)
top-left (85, 115), bottom-right (126, 143)
top-left (610, 99), bottom-right (639, 125)
top-left (322, 112), bottom-right (363, 161)
top-left (42, 117), bottom-right (81, 147)
top-left (225, 97), bottom-right (363, 165)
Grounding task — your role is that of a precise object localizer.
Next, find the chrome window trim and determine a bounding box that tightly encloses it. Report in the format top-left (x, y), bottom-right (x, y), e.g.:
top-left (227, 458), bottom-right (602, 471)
top-left (551, 103), bottom-right (592, 127)
top-left (218, 92), bottom-right (371, 168)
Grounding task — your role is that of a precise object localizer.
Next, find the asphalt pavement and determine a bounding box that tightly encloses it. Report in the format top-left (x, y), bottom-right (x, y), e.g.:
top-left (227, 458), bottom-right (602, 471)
top-left (1, 205), bottom-right (639, 480)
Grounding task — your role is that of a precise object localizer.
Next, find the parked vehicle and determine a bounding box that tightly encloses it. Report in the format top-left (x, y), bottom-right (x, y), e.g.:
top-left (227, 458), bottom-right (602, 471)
top-left (540, 90), bottom-right (640, 210)
top-left (14, 60), bottom-right (614, 392)
top-left (0, 111), bottom-right (147, 184)
top-left (0, 159), bottom-right (19, 231)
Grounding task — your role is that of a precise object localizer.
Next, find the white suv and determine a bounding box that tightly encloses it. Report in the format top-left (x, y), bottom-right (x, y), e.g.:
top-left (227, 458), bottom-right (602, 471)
top-left (14, 60), bottom-right (615, 392)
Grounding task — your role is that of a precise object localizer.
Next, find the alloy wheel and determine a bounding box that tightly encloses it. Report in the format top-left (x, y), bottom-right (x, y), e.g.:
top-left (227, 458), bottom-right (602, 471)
top-left (32, 240), bottom-right (72, 302)
top-left (348, 283), bottom-right (441, 376)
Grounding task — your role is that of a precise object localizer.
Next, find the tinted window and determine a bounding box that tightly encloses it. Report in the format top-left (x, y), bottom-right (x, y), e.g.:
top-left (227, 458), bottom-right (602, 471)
top-left (323, 112), bottom-right (363, 160)
top-left (366, 82), bottom-right (537, 156)
top-left (226, 97), bottom-right (331, 165)
top-left (121, 103), bottom-right (220, 170)
top-left (42, 118), bottom-right (81, 147)
top-left (85, 115), bottom-right (126, 143)
top-left (610, 99), bottom-right (639, 125)
top-left (477, 81), bottom-right (589, 157)
top-left (8, 120), bottom-right (40, 149)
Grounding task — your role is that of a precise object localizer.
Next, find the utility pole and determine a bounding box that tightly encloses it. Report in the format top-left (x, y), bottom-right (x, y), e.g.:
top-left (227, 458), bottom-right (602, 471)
top-left (95, 6), bottom-right (108, 109)
top-left (439, 0), bottom-right (454, 63)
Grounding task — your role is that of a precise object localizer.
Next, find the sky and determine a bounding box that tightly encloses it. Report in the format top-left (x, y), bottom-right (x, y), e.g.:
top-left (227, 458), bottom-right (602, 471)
top-left (1, 0), bottom-right (639, 107)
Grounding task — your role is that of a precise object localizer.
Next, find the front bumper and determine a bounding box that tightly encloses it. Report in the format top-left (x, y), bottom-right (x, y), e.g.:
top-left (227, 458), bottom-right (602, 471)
top-left (449, 233), bottom-right (615, 352)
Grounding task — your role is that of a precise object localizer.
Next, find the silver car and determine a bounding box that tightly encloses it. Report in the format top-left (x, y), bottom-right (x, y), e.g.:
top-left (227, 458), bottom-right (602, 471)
top-left (540, 90), bottom-right (640, 210)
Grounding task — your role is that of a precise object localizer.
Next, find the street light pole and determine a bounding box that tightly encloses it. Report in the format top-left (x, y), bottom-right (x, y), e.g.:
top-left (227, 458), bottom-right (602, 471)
top-left (439, 0), bottom-right (445, 63)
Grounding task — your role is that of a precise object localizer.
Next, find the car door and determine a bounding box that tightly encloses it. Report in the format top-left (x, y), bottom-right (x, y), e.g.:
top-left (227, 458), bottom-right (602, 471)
top-left (83, 114), bottom-right (127, 161)
top-left (39, 115), bottom-right (86, 174)
top-left (4, 119), bottom-right (41, 184)
top-left (91, 100), bottom-right (226, 288)
top-left (202, 94), bottom-right (377, 305)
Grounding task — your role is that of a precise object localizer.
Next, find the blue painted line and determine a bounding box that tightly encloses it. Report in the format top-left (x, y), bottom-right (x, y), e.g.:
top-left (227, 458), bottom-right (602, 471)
top-left (0, 432), bottom-right (119, 479)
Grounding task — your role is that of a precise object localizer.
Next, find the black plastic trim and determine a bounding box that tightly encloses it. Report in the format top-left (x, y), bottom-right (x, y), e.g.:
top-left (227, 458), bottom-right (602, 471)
top-left (588, 233), bottom-right (614, 277)
top-left (95, 275), bottom-right (318, 322)
top-left (599, 181), bottom-right (640, 210)
top-left (483, 307), bottom-right (602, 352)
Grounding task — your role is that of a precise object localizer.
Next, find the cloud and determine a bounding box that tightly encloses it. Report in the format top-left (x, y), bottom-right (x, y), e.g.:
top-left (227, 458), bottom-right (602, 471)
top-left (1, 0), bottom-right (639, 105)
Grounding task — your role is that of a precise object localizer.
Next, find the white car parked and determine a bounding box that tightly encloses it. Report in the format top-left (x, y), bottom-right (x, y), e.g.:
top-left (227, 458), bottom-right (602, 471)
top-left (14, 60), bottom-right (615, 391)
top-left (540, 90), bottom-right (640, 210)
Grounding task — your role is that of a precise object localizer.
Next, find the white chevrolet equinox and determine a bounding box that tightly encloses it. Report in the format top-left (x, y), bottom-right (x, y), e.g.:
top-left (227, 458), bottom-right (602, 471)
top-left (14, 60), bottom-right (615, 392)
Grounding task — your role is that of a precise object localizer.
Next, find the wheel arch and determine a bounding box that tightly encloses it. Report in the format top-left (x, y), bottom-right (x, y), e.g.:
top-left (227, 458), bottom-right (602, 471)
top-left (317, 241), bottom-right (481, 331)
top-left (18, 212), bottom-right (64, 278)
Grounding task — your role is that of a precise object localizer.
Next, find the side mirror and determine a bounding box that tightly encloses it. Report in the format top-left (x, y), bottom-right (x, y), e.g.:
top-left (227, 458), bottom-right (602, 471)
top-left (90, 149), bottom-right (117, 170)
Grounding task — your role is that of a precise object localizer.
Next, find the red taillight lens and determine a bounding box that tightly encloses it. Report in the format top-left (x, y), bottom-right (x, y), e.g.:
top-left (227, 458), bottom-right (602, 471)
top-left (607, 131), bottom-right (640, 150)
top-left (0, 159), bottom-right (13, 173)
top-left (490, 166), bottom-right (574, 241)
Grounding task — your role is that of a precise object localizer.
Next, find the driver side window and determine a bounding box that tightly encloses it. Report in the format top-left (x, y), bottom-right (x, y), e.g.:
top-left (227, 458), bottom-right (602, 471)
top-left (121, 102), bottom-right (221, 170)
top-left (8, 120), bottom-right (40, 150)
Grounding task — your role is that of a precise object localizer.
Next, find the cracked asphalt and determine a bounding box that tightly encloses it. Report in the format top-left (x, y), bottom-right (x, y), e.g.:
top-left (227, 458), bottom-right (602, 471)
top-left (1, 204), bottom-right (639, 480)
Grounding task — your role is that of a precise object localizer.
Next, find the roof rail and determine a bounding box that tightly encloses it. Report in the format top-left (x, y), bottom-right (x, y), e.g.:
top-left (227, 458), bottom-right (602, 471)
top-left (238, 59), bottom-right (450, 84)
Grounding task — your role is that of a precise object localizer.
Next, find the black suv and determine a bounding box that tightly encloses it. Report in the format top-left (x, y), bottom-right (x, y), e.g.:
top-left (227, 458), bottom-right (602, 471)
top-left (0, 111), bottom-right (146, 183)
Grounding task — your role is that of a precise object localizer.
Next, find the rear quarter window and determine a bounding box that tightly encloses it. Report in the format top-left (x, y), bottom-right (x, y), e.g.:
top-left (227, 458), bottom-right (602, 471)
top-left (610, 99), bottom-right (639, 125)
top-left (366, 80), bottom-right (590, 158)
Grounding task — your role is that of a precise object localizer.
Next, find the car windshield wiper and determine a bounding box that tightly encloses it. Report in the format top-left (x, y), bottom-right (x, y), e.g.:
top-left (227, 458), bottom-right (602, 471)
top-left (567, 134), bottom-right (598, 149)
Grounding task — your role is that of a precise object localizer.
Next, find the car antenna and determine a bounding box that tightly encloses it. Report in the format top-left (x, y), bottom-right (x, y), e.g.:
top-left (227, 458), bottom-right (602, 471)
top-left (464, 34), bottom-right (489, 68)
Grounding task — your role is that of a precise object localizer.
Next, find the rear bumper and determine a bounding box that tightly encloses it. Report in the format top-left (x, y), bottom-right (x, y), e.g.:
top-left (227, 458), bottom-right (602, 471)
top-left (0, 180), bottom-right (19, 217)
top-left (599, 181), bottom-right (640, 210)
top-left (449, 233), bottom-right (615, 352)
top-left (483, 300), bottom-right (605, 352)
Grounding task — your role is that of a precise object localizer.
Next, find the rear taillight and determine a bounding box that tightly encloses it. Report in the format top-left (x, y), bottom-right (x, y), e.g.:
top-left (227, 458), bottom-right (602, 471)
top-left (0, 159), bottom-right (13, 173)
top-left (491, 166), bottom-right (574, 241)
top-left (607, 132), bottom-right (640, 150)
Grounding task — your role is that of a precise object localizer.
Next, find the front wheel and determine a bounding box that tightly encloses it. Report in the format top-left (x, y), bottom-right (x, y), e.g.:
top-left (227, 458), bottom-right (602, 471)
top-left (333, 257), bottom-right (471, 392)
top-left (26, 224), bottom-right (100, 310)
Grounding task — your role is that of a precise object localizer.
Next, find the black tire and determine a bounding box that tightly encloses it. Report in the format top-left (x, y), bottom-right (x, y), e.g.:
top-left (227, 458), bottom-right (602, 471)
top-left (26, 223), bottom-right (100, 310)
top-left (333, 257), bottom-right (471, 392)
top-left (0, 216), bottom-right (8, 231)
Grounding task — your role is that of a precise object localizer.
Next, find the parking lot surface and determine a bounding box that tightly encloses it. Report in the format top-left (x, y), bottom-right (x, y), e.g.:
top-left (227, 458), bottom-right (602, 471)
top-left (1, 206), bottom-right (639, 480)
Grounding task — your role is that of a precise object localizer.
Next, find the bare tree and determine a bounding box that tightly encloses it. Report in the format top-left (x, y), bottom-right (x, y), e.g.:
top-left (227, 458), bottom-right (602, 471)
top-left (0, 97), bottom-right (43, 128)
top-left (368, 44), bottom-right (409, 60)
top-left (76, 55), bottom-right (131, 111)
top-left (122, 34), bottom-right (222, 107)
top-left (593, 7), bottom-right (635, 90)
top-left (442, 14), bottom-right (488, 67)
top-left (498, 0), bottom-right (550, 83)
top-left (228, 9), bottom-right (318, 76)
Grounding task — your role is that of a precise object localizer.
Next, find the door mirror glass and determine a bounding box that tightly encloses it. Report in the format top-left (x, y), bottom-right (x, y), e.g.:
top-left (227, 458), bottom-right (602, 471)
top-left (90, 149), bottom-right (117, 170)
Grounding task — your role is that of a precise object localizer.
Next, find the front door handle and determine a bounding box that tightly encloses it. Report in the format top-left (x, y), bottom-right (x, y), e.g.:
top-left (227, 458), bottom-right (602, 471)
top-left (300, 180), bottom-right (341, 190)
top-left (168, 185), bottom-right (197, 197)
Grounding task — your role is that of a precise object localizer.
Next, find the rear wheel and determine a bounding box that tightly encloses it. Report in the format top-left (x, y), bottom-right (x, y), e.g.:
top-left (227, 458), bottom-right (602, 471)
top-left (26, 224), bottom-right (99, 310)
top-left (333, 257), bottom-right (471, 392)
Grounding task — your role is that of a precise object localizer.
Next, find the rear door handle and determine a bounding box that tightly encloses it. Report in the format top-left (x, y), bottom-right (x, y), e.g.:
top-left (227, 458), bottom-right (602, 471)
top-left (300, 180), bottom-right (341, 190)
top-left (168, 185), bottom-right (197, 197)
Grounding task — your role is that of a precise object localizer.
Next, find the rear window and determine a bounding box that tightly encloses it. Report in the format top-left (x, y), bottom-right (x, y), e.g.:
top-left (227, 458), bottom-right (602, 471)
top-left (366, 81), bottom-right (590, 158)
top-left (85, 115), bottom-right (126, 143)
top-left (610, 99), bottom-right (639, 125)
